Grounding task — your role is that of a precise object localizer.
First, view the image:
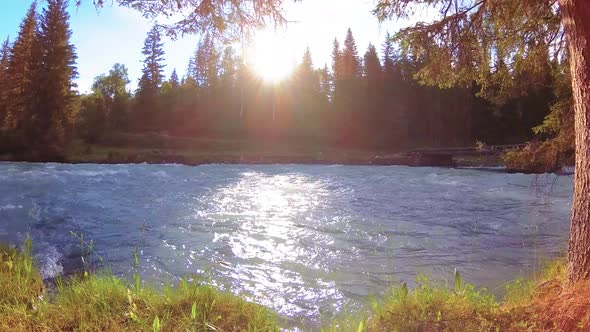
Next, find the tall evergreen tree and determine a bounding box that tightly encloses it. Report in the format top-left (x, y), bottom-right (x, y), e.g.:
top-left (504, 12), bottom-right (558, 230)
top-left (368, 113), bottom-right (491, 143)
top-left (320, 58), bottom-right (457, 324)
top-left (189, 32), bottom-right (218, 90)
top-left (220, 46), bottom-right (236, 88)
top-left (382, 32), bottom-right (395, 78)
top-left (319, 63), bottom-right (331, 102)
top-left (135, 25), bottom-right (165, 130)
top-left (331, 38), bottom-right (342, 81)
top-left (3, 2), bottom-right (38, 135)
top-left (0, 37), bottom-right (9, 76)
top-left (363, 43), bottom-right (384, 144)
top-left (342, 28), bottom-right (361, 79)
top-left (293, 46), bottom-right (320, 137)
top-left (138, 26), bottom-right (165, 93)
top-left (334, 28), bottom-right (362, 145)
top-left (0, 37), bottom-right (10, 129)
top-left (363, 44), bottom-right (381, 80)
top-left (169, 68), bottom-right (179, 88)
top-left (32, 0), bottom-right (78, 153)
top-left (298, 47), bottom-right (317, 90)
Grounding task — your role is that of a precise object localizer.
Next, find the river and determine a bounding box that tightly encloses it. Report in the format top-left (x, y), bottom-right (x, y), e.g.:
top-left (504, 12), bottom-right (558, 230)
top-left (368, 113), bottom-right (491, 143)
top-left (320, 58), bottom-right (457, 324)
top-left (0, 162), bottom-right (573, 327)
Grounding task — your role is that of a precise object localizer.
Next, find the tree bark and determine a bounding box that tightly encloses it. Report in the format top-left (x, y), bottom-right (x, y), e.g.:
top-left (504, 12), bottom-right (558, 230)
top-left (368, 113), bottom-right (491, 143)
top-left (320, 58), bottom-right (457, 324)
top-left (559, 0), bottom-right (590, 285)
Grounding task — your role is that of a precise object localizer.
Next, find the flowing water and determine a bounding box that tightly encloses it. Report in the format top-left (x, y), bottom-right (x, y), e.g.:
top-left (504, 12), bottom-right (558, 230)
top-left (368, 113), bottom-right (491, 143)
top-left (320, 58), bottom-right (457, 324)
top-left (0, 162), bottom-right (573, 327)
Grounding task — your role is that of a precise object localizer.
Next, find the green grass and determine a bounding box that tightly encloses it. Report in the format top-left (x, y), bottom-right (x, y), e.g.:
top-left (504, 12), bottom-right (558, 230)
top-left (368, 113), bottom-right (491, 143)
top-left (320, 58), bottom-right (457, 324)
top-left (0, 241), bottom-right (280, 332)
top-left (0, 239), bottom-right (577, 331)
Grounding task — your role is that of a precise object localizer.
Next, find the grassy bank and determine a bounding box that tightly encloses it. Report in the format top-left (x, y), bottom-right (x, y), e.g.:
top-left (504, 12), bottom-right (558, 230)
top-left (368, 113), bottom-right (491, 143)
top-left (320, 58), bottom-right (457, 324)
top-left (0, 240), bottom-right (280, 331)
top-left (0, 134), bottom-right (505, 167)
top-left (2, 241), bottom-right (588, 331)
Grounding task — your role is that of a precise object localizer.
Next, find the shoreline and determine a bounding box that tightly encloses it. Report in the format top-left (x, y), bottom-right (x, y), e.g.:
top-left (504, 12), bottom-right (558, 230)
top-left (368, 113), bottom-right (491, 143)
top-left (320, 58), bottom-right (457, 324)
top-left (0, 149), bottom-right (503, 168)
top-left (0, 152), bottom-right (573, 174)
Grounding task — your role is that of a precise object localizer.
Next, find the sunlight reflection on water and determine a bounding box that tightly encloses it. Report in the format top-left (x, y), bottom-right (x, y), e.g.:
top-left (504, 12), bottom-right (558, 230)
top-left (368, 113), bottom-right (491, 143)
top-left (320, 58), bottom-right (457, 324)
top-left (203, 172), bottom-right (343, 317)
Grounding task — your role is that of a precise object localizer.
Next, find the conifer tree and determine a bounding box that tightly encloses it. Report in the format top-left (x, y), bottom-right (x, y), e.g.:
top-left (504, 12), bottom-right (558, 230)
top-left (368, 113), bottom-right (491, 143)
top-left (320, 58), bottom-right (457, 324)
top-left (0, 37), bottom-right (10, 129)
top-left (31, 0), bottom-right (78, 153)
top-left (220, 46), bottom-right (236, 88)
top-left (319, 64), bottom-right (331, 102)
top-left (189, 33), bottom-right (219, 90)
top-left (331, 38), bottom-right (342, 81)
top-left (334, 28), bottom-right (362, 145)
top-left (342, 28), bottom-right (361, 79)
top-left (299, 47), bottom-right (316, 90)
top-left (135, 25), bottom-right (165, 130)
top-left (363, 43), bottom-right (384, 143)
top-left (169, 68), bottom-right (179, 88)
top-left (0, 37), bottom-right (9, 77)
top-left (382, 32), bottom-right (395, 78)
top-left (3, 2), bottom-right (39, 135)
top-left (138, 26), bottom-right (165, 93)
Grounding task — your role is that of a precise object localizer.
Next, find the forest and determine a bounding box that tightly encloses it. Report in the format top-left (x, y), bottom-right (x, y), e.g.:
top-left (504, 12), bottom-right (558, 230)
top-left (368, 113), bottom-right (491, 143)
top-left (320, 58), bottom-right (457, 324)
top-left (0, 1), bottom-right (573, 169)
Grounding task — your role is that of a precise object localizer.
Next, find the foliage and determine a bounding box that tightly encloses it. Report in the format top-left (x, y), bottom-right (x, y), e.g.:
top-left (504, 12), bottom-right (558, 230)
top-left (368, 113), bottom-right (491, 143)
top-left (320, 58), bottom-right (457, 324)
top-left (134, 25), bottom-right (166, 131)
top-left (360, 261), bottom-right (571, 332)
top-left (0, 241), bottom-right (280, 332)
top-left (0, 0), bottom-right (78, 157)
top-left (371, 0), bottom-right (573, 167)
top-left (31, 0), bottom-right (79, 152)
top-left (85, 0), bottom-right (295, 41)
top-left (79, 63), bottom-right (130, 142)
top-left (2, 2), bottom-right (39, 138)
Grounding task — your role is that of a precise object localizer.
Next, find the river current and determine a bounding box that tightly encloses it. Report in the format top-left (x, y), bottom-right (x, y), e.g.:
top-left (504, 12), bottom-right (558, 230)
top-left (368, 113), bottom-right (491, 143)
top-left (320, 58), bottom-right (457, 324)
top-left (0, 162), bottom-right (573, 326)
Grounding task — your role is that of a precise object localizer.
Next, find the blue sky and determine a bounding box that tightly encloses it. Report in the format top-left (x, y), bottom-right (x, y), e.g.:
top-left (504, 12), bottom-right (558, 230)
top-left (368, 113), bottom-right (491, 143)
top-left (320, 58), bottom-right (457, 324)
top-left (0, 0), bottom-right (406, 93)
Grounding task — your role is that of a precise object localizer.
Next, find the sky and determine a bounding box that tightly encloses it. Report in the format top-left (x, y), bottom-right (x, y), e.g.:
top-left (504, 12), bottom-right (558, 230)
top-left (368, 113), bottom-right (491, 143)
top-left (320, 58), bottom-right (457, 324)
top-left (0, 0), bottom-right (409, 93)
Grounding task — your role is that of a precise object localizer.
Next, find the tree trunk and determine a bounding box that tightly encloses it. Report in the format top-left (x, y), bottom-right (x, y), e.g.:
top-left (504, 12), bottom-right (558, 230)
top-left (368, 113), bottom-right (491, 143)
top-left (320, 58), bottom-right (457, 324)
top-left (560, 0), bottom-right (590, 285)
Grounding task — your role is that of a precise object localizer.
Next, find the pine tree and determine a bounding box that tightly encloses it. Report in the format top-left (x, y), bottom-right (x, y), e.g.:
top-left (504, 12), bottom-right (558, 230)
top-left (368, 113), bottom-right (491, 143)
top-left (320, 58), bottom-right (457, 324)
top-left (299, 46), bottom-right (317, 90)
top-left (0, 37), bottom-right (10, 129)
top-left (362, 43), bottom-right (383, 144)
top-left (334, 28), bottom-right (362, 145)
top-left (169, 69), bottom-right (179, 88)
top-left (382, 32), bottom-right (395, 78)
top-left (0, 37), bottom-right (9, 77)
top-left (319, 63), bottom-right (332, 102)
top-left (363, 44), bottom-right (381, 80)
top-left (331, 38), bottom-right (342, 81)
top-left (293, 46), bottom-right (321, 137)
top-left (205, 36), bottom-right (219, 90)
top-left (135, 25), bottom-right (165, 130)
top-left (189, 32), bottom-right (219, 90)
top-left (32, 0), bottom-right (78, 153)
top-left (138, 25), bottom-right (165, 94)
top-left (220, 46), bottom-right (236, 88)
top-left (342, 28), bottom-right (361, 79)
top-left (3, 2), bottom-right (38, 135)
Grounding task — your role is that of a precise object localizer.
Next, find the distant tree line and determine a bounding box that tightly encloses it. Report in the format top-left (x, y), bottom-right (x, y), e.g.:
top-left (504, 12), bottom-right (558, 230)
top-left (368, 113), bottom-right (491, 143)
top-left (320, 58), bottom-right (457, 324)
top-left (0, 0), bottom-right (567, 157)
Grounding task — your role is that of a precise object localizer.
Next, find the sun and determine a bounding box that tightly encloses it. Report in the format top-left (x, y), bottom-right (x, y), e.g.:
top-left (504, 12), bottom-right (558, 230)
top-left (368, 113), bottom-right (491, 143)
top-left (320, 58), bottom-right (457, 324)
top-left (246, 29), bottom-right (296, 83)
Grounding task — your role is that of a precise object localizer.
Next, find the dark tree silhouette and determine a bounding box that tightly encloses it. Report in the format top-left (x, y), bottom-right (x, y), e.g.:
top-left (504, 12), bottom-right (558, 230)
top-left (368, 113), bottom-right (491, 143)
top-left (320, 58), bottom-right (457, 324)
top-left (135, 25), bottom-right (166, 131)
top-left (31, 0), bottom-right (79, 153)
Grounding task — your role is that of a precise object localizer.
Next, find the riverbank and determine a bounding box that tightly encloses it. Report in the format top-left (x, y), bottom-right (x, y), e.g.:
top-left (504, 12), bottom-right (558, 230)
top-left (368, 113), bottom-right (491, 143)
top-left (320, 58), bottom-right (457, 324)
top-left (0, 134), bottom-right (508, 168)
top-left (2, 242), bottom-right (588, 331)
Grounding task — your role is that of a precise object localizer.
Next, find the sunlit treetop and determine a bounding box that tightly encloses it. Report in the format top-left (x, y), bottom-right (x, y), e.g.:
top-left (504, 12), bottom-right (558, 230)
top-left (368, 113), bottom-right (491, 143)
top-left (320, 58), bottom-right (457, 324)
top-left (373, 0), bottom-right (564, 103)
